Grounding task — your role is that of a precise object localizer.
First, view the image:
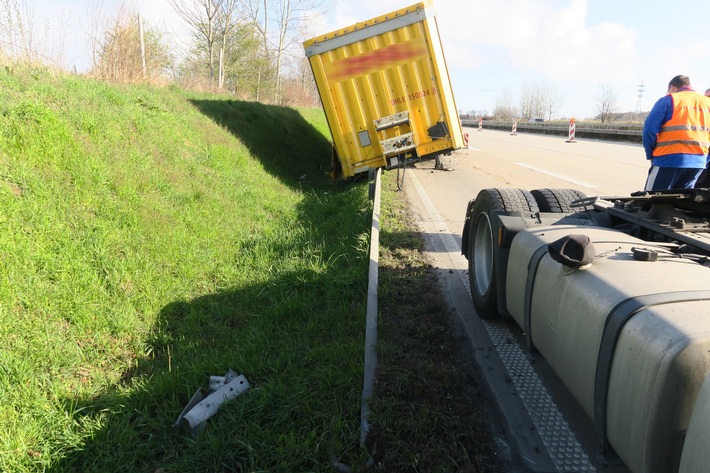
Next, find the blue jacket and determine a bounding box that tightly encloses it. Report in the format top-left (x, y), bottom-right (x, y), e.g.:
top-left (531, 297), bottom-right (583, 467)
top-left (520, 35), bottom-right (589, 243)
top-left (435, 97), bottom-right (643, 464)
top-left (642, 87), bottom-right (708, 168)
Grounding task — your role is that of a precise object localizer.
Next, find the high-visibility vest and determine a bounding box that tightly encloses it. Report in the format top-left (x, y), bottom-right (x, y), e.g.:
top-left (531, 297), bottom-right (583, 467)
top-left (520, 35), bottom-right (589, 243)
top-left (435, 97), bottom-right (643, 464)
top-left (653, 91), bottom-right (710, 157)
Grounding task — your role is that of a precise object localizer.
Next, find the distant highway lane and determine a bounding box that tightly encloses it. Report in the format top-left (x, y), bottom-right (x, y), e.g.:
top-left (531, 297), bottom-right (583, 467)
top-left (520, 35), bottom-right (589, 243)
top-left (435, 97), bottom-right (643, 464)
top-left (407, 127), bottom-right (648, 242)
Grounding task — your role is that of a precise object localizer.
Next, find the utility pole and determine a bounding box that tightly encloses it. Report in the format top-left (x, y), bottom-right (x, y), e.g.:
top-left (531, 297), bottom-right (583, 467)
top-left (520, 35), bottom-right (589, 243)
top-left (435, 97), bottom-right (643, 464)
top-left (138, 14), bottom-right (147, 80)
top-left (219, 47), bottom-right (224, 90)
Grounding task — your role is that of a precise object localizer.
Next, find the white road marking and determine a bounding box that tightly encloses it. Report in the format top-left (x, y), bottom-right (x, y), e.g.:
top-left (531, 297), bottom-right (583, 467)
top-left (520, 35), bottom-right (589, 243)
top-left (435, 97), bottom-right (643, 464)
top-left (515, 162), bottom-right (598, 188)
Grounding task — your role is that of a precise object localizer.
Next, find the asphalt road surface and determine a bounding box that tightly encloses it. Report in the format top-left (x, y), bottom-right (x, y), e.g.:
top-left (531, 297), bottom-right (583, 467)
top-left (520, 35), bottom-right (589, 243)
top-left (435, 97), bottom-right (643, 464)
top-left (401, 129), bottom-right (645, 473)
top-left (410, 127), bottom-right (647, 243)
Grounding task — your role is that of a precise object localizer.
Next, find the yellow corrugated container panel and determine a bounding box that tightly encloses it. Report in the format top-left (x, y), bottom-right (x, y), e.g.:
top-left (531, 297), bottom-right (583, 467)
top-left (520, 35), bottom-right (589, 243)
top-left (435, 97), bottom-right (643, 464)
top-left (304, 1), bottom-right (463, 178)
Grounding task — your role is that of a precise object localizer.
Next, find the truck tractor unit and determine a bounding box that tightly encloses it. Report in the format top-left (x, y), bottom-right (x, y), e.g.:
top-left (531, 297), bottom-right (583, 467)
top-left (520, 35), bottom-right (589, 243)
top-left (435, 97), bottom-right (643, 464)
top-left (462, 187), bottom-right (710, 473)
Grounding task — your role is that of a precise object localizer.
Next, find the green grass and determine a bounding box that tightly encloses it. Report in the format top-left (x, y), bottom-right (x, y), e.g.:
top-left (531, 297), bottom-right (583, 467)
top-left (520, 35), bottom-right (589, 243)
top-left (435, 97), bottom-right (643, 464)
top-left (0, 66), bottom-right (372, 472)
top-left (369, 172), bottom-right (502, 472)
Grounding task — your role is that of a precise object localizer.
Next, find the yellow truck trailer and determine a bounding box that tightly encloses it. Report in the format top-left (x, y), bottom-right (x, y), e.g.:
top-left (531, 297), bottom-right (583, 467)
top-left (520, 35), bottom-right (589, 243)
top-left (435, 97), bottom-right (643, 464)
top-left (303, 1), bottom-right (463, 179)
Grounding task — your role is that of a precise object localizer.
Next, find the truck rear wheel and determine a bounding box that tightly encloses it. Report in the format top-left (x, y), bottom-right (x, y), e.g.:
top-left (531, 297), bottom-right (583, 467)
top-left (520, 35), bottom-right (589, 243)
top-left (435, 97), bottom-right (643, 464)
top-left (467, 188), bottom-right (539, 319)
top-left (531, 188), bottom-right (587, 213)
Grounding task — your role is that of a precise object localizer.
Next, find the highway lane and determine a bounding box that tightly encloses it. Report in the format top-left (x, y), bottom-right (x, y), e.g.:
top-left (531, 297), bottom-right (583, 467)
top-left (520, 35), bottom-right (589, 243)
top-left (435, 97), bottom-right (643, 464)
top-left (405, 127), bottom-right (648, 242)
top-left (399, 130), bottom-right (641, 472)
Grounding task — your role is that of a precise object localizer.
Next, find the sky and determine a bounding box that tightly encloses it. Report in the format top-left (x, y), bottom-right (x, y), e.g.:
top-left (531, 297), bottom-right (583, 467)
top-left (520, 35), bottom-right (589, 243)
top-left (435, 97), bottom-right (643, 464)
top-left (29, 0), bottom-right (710, 119)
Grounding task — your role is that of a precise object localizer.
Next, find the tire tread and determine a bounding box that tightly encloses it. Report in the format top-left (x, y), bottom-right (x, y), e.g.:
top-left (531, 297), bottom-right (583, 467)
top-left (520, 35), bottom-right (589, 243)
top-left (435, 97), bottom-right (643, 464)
top-left (532, 188), bottom-right (587, 213)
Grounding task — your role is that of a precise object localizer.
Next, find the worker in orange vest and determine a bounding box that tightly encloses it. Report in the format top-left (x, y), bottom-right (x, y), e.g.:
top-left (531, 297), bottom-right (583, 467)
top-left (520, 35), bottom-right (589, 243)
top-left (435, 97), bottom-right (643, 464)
top-left (643, 75), bottom-right (710, 190)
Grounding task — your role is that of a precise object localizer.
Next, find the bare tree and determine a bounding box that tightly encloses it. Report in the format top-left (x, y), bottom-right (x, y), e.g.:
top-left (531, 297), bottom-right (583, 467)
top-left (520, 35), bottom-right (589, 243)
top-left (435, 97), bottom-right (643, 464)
top-left (240, 0), bottom-right (271, 101)
top-left (168, 0), bottom-right (231, 82)
top-left (494, 87), bottom-right (516, 120)
top-left (518, 81), bottom-right (563, 121)
top-left (175, 13), bottom-right (262, 97)
top-left (595, 83), bottom-right (619, 123)
top-left (0, 0), bottom-right (51, 65)
top-left (220, 22), bottom-right (262, 97)
top-left (215, 0), bottom-right (242, 88)
top-left (91, 5), bottom-right (172, 83)
top-left (161, 0), bottom-right (333, 102)
top-left (242, 0), bottom-right (331, 104)
top-left (519, 82), bottom-right (543, 120)
top-left (540, 83), bottom-right (563, 121)
top-left (280, 53), bottom-right (319, 106)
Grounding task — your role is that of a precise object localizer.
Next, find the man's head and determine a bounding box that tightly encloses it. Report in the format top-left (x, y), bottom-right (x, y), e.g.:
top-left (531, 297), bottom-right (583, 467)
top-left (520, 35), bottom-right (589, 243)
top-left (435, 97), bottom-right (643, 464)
top-left (668, 75), bottom-right (691, 93)
top-left (705, 88), bottom-right (710, 97)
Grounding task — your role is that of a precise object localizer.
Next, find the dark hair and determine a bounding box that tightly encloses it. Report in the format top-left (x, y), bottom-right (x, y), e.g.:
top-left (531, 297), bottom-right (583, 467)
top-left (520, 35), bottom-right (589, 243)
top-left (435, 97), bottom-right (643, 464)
top-left (668, 75), bottom-right (691, 88)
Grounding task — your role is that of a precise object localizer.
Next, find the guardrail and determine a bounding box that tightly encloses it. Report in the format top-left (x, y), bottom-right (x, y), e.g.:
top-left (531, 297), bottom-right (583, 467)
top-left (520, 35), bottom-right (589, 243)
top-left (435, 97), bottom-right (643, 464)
top-left (361, 168), bottom-right (381, 450)
top-left (461, 120), bottom-right (643, 143)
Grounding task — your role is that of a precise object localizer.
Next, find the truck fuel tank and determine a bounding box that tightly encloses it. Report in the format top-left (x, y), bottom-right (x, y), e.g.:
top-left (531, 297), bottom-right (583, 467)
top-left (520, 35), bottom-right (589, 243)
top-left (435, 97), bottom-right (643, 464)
top-left (505, 226), bottom-right (710, 473)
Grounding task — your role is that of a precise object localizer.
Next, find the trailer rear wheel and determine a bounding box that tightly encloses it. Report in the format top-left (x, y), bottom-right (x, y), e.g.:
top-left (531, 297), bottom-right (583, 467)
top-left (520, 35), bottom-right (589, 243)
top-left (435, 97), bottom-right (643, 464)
top-left (467, 188), bottom-right (539, 319)
top-left (531, 188), bottom-right (587, 213)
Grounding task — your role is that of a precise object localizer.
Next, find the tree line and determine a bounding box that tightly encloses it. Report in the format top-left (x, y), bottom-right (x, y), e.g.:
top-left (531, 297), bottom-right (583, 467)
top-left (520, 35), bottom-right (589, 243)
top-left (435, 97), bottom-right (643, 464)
top-left (1, 0), bottom-right (649, 121)
top-left (465, 80), bottom-right (645, 123)
top-left (0, 0), bottom-right (328, 108)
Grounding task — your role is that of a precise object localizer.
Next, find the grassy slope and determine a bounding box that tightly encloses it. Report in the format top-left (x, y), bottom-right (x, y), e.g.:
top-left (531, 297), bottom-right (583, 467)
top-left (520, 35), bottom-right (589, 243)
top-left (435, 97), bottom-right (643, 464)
top-left (0, 66), bottom-right (502, 473)
top-left (0, 67), bottom-right (371, 472)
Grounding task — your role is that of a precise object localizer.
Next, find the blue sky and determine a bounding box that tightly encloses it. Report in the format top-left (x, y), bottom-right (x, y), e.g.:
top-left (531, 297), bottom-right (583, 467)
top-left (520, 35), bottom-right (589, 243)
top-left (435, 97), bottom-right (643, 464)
top-left (32, 0), bottom-right (710, 119)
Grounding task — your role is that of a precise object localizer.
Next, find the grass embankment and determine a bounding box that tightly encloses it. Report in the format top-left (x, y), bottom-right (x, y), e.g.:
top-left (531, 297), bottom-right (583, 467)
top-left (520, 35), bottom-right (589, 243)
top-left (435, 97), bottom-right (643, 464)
top-left (0, 67), bottom-right (371, 472)
top-left (0, 66), bottom-right (501, 473)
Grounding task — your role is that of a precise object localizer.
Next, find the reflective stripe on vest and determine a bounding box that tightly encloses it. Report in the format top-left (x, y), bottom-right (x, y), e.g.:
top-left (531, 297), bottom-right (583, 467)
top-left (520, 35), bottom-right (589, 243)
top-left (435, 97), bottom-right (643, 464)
top-left (653, 91), bottom-right (710, 157)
